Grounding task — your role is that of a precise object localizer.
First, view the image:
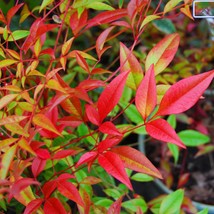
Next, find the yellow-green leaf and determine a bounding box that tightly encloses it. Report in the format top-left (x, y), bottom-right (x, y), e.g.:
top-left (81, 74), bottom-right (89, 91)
top-left (8, 30), bottom-right (30, 41)
top-left (140, 15), bottom-right (160, 30)
top-left (164, 0), bottom-right (183, 14)
top-left (0, 144), bottom-right (18, 179)
top-left (39, 0), bottom-right (54, 12)
top-left (33, 114), bottom-right (62, 136)
top-left (18, 138), bottom-right (36, 155)
top-left (87, 2), bottom-right (114, 11)
top-left (0, 94), bottom-right (18, 110)
top-left (62, 37), bottom-right (74, 56)
top-left (0, 59), bottom-right (18, 69)
top-left (46, 79), bottom-right (67, 93)
top-left (20, 4), bottom-right (31, 23)
top-left (0, 138), bottom-right (18, 150)
top-left (5, 123), bottom-right (29, 137)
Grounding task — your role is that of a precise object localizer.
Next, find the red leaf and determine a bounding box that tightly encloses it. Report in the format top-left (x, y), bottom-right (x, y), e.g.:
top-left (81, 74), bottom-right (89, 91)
top-left (35, 148), bottom-right (50, 160)
top-left (7, 4), bottom-right (24, 26)
top-left (97, 71), bottom-right (129, 122)
top-left (53, 149), bottom-right (79, 159)
top-left (57, 173), bottom-right (75, 181)
top-left (44, 197), bottom-right (67, 214)
top-left (78, 79), bottom-right (105, 91)
top-left (111, 146), bottom-right (162, 178)
top-left (75, 52), bottom-right (90, 73)
top-left (40, 48), bottom-right (55, 59)
top-left (86, 9), bottom-right (127, 29)
top-left (146, 118), bottom-right (185, 148)
top-left (76, 151), bottom-right (97, 168)
top-left (99, 121), bottom-right (122, 136)
top-left (32, 157), bottom-right (46, 177)
top-left (98, 138), bottom-right (121, 153)
top-left (96, 26), bottom-right (114, 58)
top-left (24, 198), bottom-right (43, 214)
top-left (42, 180), bottom-right (57, 199)
top-left (9, 178), bottom-right (39, 201)
top-left (108, 196), bottom-right (123, 214)
top-left (70, 9), bottom-right (88, 36)
top-left (57, 180), bottom-right (84, 207)
top-left (86, 105), bottom-right (100, 126)
top-left (22, 19), bottom-right (42, 53)
top-left (98, 151), bottom-right (133, 190)
top-left (156, 70), bottom-right (214, 116)
top-left (136, 64), bottom-right (157, 120)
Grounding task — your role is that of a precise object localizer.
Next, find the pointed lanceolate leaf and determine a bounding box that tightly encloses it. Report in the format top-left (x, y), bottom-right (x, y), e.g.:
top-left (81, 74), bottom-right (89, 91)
top-left (98, 138), bottom-right (121, 153)
top-left (76, 151), bottom-right (97, 168)
top-left (86, 9), bottom-right (127, 29)
top-left (108, 196), bottom-right (124, 214)
top-left (0, 93), bottom-right (18, 111)
top-left (145, 33), bottom-right (180, 75)
top-left (33, 114), bottom-right (62, 136)
top-left (0, 115), bottom-right (28, 126)
top-left (136, 64), bottom-right (157, 120)
top-left (96, 26), bottom-right (114, 58)
top-left (146, 118), bottom-right (185, 148)
top-left (97, 71), bottom-right (129, 122)
top-left (156, 70), bottom-right (214, 116)
top-left (86, 104), bottom-right (100, 125)
top-left (98, 151), bottom-right (133, 190)
top-left (9, 178), bottom-right (39, 201)
top-left (0, 59), bottom-right (18, 69)
top-left (31, 157), bottom-right (46, 177)
top-left (57, 180), bottom-right (84, 207)
top-left (44, 197), bottom-right (67, 214)
top-left (24, 198), bottom-right (43, 214)
top-left (7, 4), bottom-right (24, 26)
top-left (0, 144), bottom-right (17, 179)
top-left (120, 42), bottom-right (143, 90)
top-left (111, 146), bottom-right (162, 178)
top-left (159, 189), bottom-right (184, 214)
top-left (99, 121), bottom-right (122, 136)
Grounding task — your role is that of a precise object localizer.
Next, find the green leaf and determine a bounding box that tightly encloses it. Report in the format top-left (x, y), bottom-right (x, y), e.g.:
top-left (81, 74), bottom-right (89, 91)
top-left (131, 173), bottom-right (154, 182)
top-left (87, 2), bottom-right (114, 11)
top-left (39, 0), bottom-right (54, 12)
top-left (122, 198), bottom-right (147, 212)
top-left (94, 198), bottom-right (113, 207)
top-left (159, 189), bottom-right (184, 214)
top-left (178, 130), bottom-right (210, 147)
top-left (197, 208), bottom-right (209, 214)
top-left (120, 101), bottom-right (143, 124)
top-left (103, 189), bottom-right (122, 199)
top-left (8, 30), bottom-right (30, 41)
top-left (167, 114), bottom-right (176, 129)
top-left (168, 143), bottom-right (179, 164)
top-left (153, 19), bottom-right (176, 34)
top-left (140, 15), bottom-right (160, 30)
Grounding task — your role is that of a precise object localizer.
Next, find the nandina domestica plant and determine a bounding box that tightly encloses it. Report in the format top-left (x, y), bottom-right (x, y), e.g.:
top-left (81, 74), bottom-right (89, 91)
top-left (0, 0), bottom-right (213, 213)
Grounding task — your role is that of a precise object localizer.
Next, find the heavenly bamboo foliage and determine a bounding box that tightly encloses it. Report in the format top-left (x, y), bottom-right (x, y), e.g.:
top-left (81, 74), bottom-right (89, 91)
top-left (1, 1), bottom-right (214, 213)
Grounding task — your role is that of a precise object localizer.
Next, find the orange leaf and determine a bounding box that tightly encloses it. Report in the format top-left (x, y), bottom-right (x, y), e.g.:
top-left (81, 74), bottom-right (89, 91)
top-left (136, 64), bottom-right (157, 120)
top-left (18, 138), bottom-right (36, 156)
top-left (145, 33), bottom-right (180, 75)
top-left (62, 37), bottom-right (74, 56)
top-left (0, 94), bottom-right (18, 110)
top-left (180, 5), bottom-right (194, 20)
top-left (111, 146), bottom-right (162, 179)
top-left (33, 114), bottom-right (62, 136)
top-left (0, 115), bottom-right (28, 126)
